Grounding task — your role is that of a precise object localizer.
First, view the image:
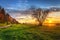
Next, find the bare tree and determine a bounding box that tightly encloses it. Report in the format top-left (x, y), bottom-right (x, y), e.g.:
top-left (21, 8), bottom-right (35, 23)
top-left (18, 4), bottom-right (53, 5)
top-left (29, 6), bottom-right (49, 26)
top-left (42, 9), bottom-right (50, 21)
top-left (33, 8), bottom-right (43, 25)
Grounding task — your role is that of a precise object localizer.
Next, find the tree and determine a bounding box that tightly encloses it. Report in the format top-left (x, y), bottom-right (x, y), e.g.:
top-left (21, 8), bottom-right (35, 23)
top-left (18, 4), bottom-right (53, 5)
top-left (29, 6), bottom-right (43, 25)
top-left (29, 6), bottom-right (49, 26)
top-left (33, 8), bottom-right (43, 25)
top-left (42, 9), bottom-right (50, 21)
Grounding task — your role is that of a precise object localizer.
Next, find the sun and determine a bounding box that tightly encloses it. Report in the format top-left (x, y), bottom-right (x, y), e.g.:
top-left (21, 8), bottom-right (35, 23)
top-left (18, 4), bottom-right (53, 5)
top-left (43, 18), bottom-right (56, 27)
top-left (48, 20), bottom-right (52, 23)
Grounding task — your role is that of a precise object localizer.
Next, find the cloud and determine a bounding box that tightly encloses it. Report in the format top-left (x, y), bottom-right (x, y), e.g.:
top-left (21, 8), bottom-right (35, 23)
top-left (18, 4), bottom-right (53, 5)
top-left (6, 7), bottom-right (16, 10)
top-left (42, 5), bottom-right (60, 9)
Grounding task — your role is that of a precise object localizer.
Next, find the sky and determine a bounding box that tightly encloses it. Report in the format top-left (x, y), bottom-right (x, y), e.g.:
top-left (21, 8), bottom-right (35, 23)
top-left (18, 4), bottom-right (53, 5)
top-left (0, 0), bottom-right (60, 24)
top-left (0, 0), bottom-right (60, 11)
top-left (0, 0), bottom-right (60, 18)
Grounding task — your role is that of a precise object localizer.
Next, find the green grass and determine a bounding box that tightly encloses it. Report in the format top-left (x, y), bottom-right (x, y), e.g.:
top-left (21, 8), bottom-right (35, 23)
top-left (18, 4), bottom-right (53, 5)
top-left (0, 24), bottom-right (60, 40)
top-left (0, 23), bottom-right (7, 26)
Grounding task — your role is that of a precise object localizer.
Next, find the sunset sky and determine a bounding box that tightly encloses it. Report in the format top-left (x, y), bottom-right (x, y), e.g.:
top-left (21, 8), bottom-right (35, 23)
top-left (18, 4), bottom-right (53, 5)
top-left (0, 0), bottom-right (60, 17)
top-left (0, 0), bottom-right (60, 24)
top-left (44, 12), bottom-right (60, 23)
top-left (0, 0), bottom-right (60, 11)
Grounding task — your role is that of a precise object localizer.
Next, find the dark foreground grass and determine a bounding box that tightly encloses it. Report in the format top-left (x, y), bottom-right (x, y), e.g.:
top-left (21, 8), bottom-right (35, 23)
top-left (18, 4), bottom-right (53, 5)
top-left (0, 24), bottom-right (60, 40)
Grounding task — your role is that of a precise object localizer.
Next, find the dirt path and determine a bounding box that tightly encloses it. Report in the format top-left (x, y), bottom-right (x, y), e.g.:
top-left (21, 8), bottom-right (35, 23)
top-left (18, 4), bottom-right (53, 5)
top-left (0, 24), bottom-right (11, 28)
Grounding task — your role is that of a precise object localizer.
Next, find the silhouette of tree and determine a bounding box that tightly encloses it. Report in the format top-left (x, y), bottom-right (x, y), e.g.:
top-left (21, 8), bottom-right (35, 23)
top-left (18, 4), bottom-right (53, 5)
top-left (33, 8), bottom-right (43, 26)
top-left (29, 6), bottom-right (49, 26)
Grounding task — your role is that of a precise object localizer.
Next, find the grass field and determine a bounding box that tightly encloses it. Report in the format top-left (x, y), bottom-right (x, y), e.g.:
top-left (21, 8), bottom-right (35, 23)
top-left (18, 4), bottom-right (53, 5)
top-left (0, 23), bottom-right (8, 26)
top-left (0, 24), bottom-right (60, 40)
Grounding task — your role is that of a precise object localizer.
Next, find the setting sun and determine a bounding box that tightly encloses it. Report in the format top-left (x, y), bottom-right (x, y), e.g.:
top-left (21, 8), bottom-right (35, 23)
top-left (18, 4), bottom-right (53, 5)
top-left (48, 20), bottom-right (52, 23)
top-left (43, 11), bottom-right (60, 26)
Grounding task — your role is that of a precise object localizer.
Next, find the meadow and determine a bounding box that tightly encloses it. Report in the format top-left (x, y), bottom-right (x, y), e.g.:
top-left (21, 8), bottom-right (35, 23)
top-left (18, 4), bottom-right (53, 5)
top-left (0, 24), bottom-right (60, 40)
